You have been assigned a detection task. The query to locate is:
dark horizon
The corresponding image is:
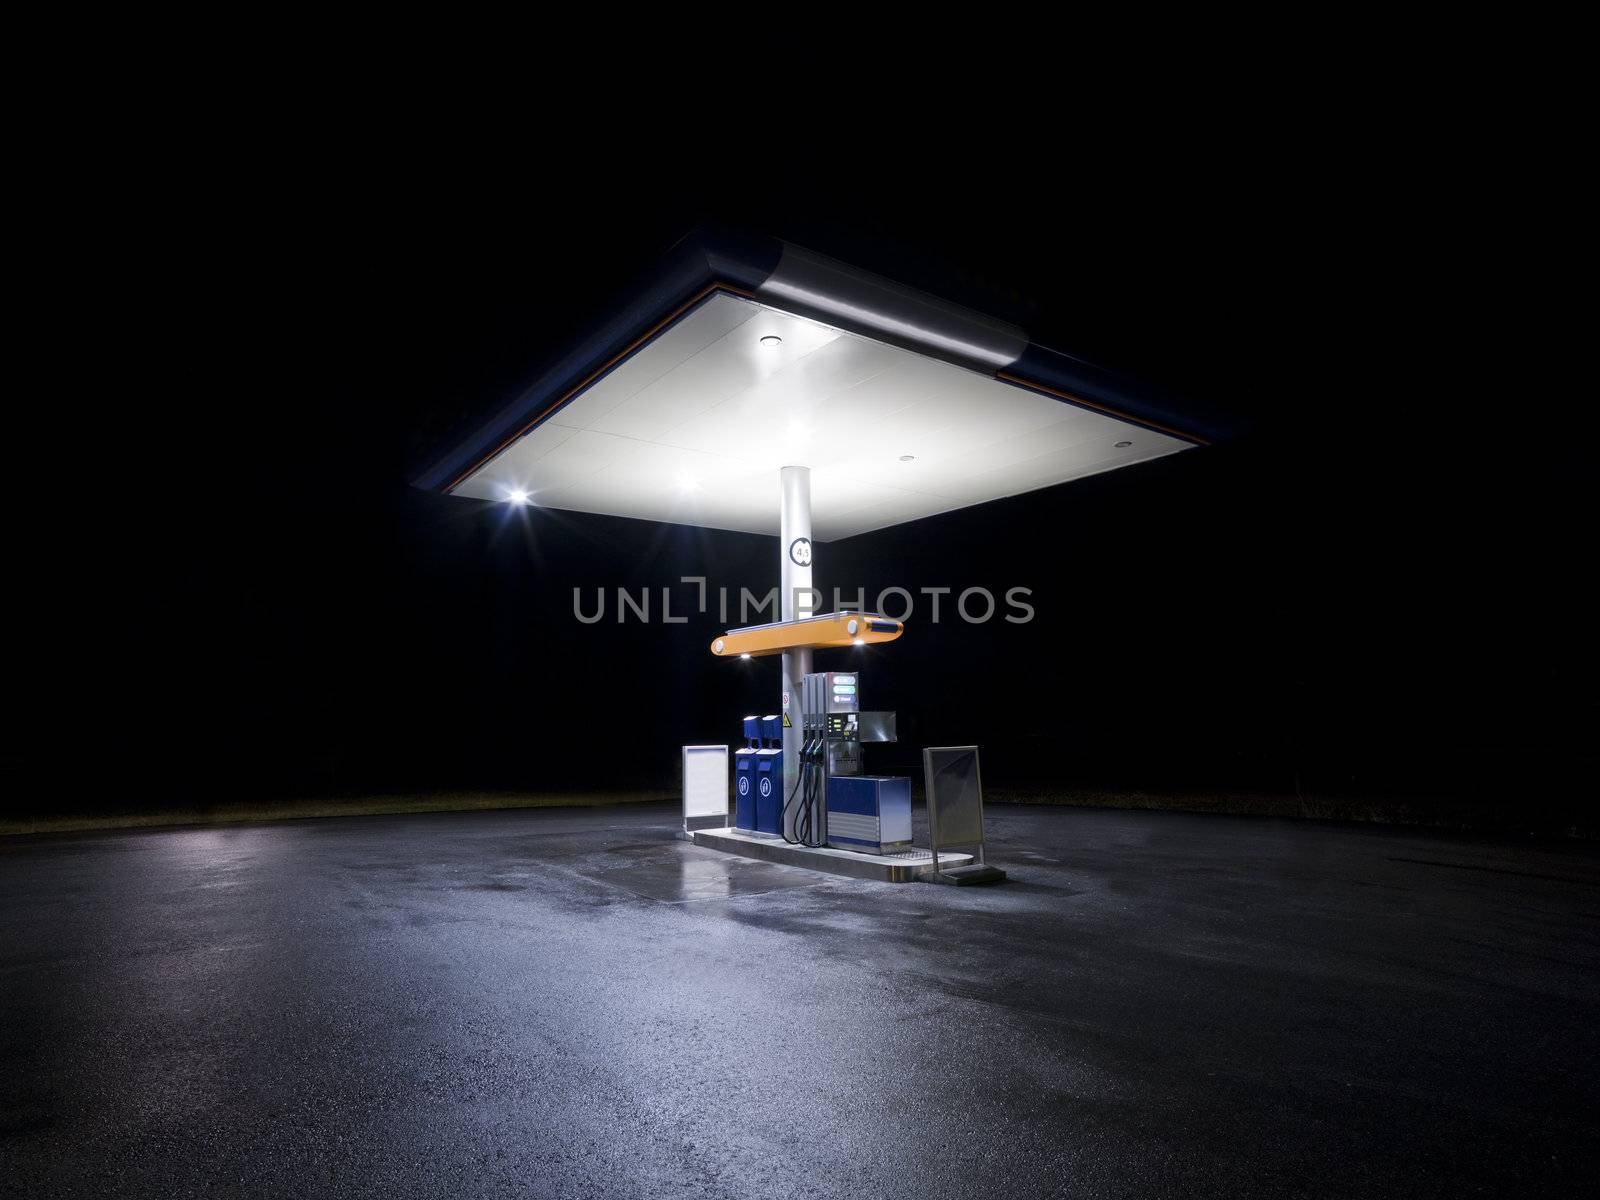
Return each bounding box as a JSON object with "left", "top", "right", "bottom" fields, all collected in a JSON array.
[{"left": 10, "top": 160, "right": 1591, "bottom": 833}]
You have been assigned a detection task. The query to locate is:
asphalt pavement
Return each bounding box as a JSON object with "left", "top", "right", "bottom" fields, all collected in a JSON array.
[{"left": 2, "top": 803, "right": 1596, "bottom": 1198}]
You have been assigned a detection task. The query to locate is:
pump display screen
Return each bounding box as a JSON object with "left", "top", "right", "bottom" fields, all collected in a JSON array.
[{"left": 826, "top": 673, "right": 859, "bottom": 713}]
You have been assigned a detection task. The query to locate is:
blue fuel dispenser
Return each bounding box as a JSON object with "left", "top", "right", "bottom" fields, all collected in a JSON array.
[
  {"left": 734, "top": 714, "right": 759, "bottom": 832},
  {"left": 754, "top": 746, "right": 783, "bottom": 835}
]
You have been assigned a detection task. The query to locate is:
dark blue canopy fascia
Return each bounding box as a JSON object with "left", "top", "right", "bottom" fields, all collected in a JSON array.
[{"left": 411, "top": 226, "right": 1240, "bottom": 494}]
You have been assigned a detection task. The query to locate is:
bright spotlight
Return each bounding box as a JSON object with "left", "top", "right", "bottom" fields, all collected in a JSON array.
[
  {"left": 677, "top": 475, "right": 701, "bottom": 493},
  {"left": 507, "top": 489, "right": 531, "bottom": 505},
  {"left": 853, "top": 638, "right": 865, "bottom": 646},
  {"left": 739, "top": 653, "right": 752, "bottom": 660}
]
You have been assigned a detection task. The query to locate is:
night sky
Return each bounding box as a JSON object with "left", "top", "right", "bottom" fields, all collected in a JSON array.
[{"left": 13, "top": 148, "right": 1590, "bottom": 831}]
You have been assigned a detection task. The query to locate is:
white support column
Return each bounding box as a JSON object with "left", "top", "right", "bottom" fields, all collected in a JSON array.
[{"left": 779, "top": 465, "right": 813, "bottom": 836}]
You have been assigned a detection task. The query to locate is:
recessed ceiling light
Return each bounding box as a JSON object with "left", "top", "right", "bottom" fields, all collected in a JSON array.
[
  {"left": 759, "top": 335, "right": 783, "bottom": 348},
  {"left": 899, "top": 454, "right": 915, "bottom": 462},
  {"left": 853, "top": 638, "right": 865, "bottom": 646},
  {"left": 739, "top": 653, "right": 752, "bottom": 660},
  {"left": 1115, "top": 441, "right": 1132, "bottom": 448},
  {"left": 507, "top": 489, "right": 531, "bottom": 505}
]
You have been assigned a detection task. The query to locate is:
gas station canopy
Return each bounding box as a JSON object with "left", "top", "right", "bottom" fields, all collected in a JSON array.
[
  {"left": 408, "top": 228, "right": 1238, "bottom": 871},
  {"left": 415, "top": 229, "right": 1232, "bottom": 539}
]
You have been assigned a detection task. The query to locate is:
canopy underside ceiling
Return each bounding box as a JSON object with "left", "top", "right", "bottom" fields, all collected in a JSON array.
[{"left": 450, "top": 293, "right": 1191, "bottom": 541}]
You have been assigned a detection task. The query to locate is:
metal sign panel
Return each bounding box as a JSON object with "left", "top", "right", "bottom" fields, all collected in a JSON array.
[
  {"left": 682, "top": 745, "right": 730, "bottom": 831},
  {"left": 924, "top": 745, "right": 985, "bottom": 849}
]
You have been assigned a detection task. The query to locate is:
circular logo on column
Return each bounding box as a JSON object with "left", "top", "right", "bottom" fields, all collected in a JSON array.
[
  {"left": 759, "top": 777, "right": 772, "bottom": 798},
  {"left": 738, "top": 777, "right": 750, "bottom": 796},
  {"left": 788, "top": 537, "right": 812, "bottom": 567}
]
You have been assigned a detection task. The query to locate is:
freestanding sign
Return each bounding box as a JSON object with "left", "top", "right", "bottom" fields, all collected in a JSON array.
[
  {"left": 923, "top": 745, "right": 1005, "bottom": 883},
  {"left": 682, "top": 745, "right": 730, "bottom": 835}
]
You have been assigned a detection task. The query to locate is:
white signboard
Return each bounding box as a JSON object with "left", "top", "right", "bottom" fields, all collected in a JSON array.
[{"left": 682, "top": 745, "right": 730, "bottom": 831}]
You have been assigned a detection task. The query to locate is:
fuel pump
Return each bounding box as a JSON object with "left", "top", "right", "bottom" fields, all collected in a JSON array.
[
  {"left": 734, "top": 716, "right": 760, "bottom": 832},
  {"left": 784, "top": 671, "right": 910, "bottom": 854}
]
